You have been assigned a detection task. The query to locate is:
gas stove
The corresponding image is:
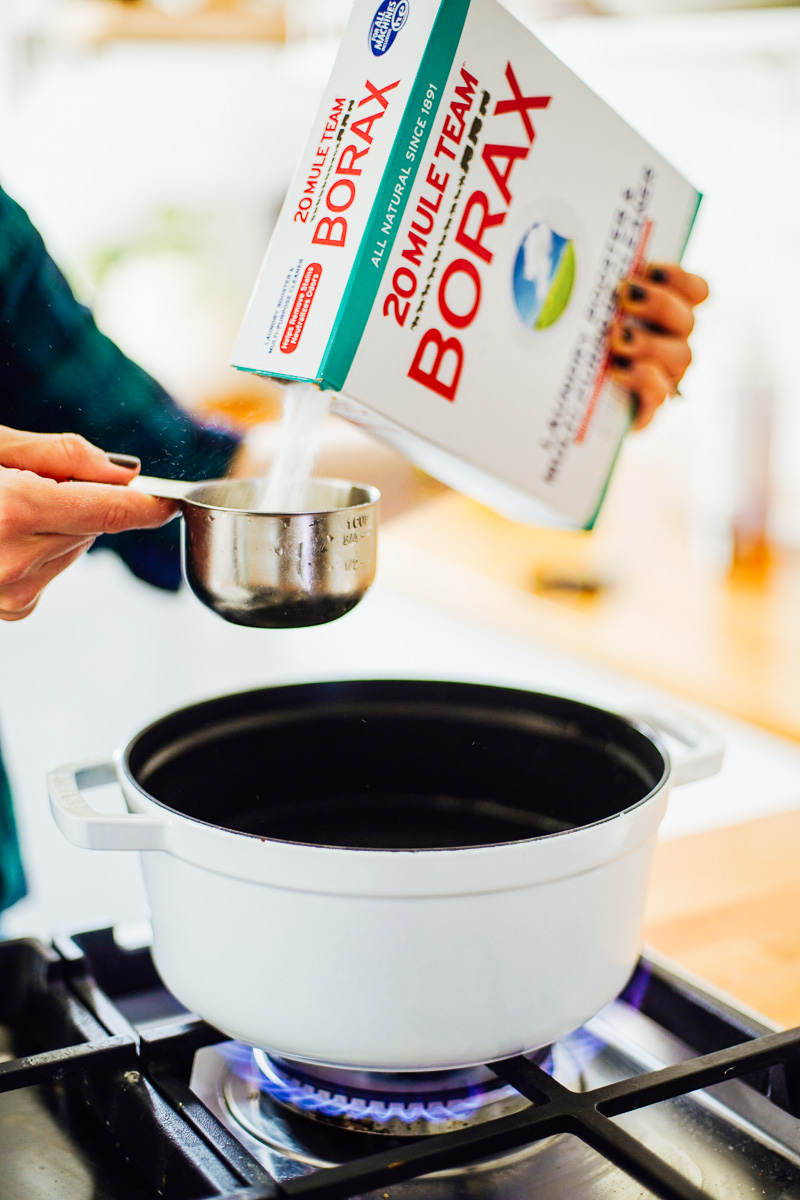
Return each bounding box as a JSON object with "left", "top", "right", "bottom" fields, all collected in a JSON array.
[{"left": 3, "top": 926, "right": 800, "bottom": 1200}]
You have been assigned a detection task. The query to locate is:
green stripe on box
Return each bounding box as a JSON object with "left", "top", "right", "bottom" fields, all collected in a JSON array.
[
  {"left": 320, "top": 0, "right": 471, "bottom": 391},
  {"left": 679, "top": 188, "right": 703, "bottom": 260}
]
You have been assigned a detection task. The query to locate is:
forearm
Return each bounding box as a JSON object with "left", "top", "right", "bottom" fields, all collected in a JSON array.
[
  {"left": 0, "top": 185, "right": 241, "bottom": 590},
  {"left": 0, "top": 185, "right": 240, "bottom": 480}
]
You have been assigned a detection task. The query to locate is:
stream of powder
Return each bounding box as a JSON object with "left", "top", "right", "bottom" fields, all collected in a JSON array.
[{"left": 256, "top": 383, "right": 332, "bottom": 513}]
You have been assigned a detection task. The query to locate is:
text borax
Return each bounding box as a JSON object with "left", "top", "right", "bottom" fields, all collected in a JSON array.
[
  {"left": 294, "top": 79, "right": 401, "bottom": 241},
  {"left": 392, "top": 63, "right": 551, "bottom": 403}
]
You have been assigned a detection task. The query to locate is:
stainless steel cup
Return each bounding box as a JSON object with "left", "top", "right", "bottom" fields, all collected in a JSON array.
[{"left": 129, "top": 476, "right": 380, "bottom": 629}]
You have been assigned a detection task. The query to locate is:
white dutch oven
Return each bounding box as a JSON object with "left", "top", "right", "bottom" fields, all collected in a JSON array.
[{"left": 48, "top": 680, "right": 722, "bottom": 1071}]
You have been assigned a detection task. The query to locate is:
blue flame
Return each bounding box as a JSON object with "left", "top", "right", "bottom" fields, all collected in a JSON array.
[
  {"left": 552, "top": 1025, "right": 607, "bottom": 1083},
  {"left": 252, "top": 1052, "right": 492, "bottom": 1125},
  {"left": 620, "top": 961, "right": 653, "bottom": 1013},
  {"left": 218, "top": 1040, "right": 266, "bottom": 1087},
  {"left": 218, "top": 1043, "right": 519, "bottom": 1126},
  {"left": 217, "top": 1036, "right": 601, "bottom": 1127}
]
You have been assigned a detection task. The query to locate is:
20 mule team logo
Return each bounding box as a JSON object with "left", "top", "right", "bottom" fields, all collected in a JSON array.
[
  {"left": 512, "top": 221, "right": 576, "bottom": 330},
  {"left": 369, "top": 0, "right": 409, "bottom": 56}
]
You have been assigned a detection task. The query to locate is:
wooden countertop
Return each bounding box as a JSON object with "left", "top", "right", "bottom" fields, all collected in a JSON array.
[
  {"left": 49, "top": 0, "right": 286, "bottom": 46},
  {"left": 644, "top": 809, "right": 800, "bottom": 1029},
  {"left": 379, "top": 474, "right": 800, "bottom": 743}
]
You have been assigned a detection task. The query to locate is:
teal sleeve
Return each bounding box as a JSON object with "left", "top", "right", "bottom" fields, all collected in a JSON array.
[
  {"left": 0, "top": 183, "right": 241, "bottom": 590},
  {"left": 0, "top": 746, "right": 25, "bottom": 914},
  {"left": 0, "top": 182, "right": 244, "bottom": 910}
]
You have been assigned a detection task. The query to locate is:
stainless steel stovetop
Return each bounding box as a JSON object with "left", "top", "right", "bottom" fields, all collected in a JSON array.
[
  {"left": 189, "top": 981, "right": 800, "bottom": 1198},
  {"left": 2, "top": 925, "right": 800, "bottom": 1200}
]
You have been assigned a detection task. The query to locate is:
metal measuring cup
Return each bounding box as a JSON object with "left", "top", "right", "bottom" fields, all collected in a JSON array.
[{"left": 128, "top": 475, "right": 380, "bottom": 629}]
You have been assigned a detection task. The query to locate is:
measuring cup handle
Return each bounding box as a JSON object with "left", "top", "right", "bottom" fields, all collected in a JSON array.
[{"left": 128, "top": 475, "right": 194, "bottom": 502}]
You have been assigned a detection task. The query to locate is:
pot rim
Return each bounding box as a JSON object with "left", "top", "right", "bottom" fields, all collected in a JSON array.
[
  {"left": 180, "top": 476, "right": 381, "bottom": 517},
  {"left": 119, "top": 678, "right": 671, "bottom": 853}
]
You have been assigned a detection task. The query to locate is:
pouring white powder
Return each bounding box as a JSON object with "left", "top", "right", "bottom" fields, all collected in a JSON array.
[{"left": 256, "top": 383, "right": 331, "bottom": 513}]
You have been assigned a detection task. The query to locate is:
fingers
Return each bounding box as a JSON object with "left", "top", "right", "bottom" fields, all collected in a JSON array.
[
  {"left": 0, "top": 466, "right": 178, "bottom": 621},
  {"left": 610, "top": 263, "right": 710, "bottom": 432},
  {"left": 0, "top": 531, "right": 96, "bottom": 589},
  {"left": 34, "top": 532, "right": 99, "bottom": 568},
  {"left": 643, "top": 263, "right": 710, "bottom": 307},
  {"left": 608, "top": 320, "right": 692, "bottom": 384},
  {"left": 609, "top": 357, "right": 673, "bottom": 431},
  {"left": 0, "top": 431, "right": 176, "bottom": 622},
  {"left": 0, "top": 425, "right": 141, "bottom": 485},
  {"left": 0, "top": 469, "right": 178, "bottom": 539},
  {"left": 0, "top": 541, "right": 94, "bottom": 622},
  {"left": 617, "top": 280, "right": 695, "bottom": 338},
  {"left": 39, "top": 479, "right": 178, "bottom": 536}
]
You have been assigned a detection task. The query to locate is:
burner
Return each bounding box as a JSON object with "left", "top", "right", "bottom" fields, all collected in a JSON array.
[
  {"left": 223, "top": 1049, "right": 536, "bottom": 1139},
  {"left": 265, "top": 1051, "right": 536, "bottom": 1134}
]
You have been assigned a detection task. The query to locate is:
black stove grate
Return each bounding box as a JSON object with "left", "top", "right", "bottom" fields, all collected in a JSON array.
[{"left": 2, "top": 928, "right": 800, "bottom": 1200}]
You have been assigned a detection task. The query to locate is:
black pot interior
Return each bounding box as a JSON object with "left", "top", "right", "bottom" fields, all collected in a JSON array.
[{"left": 127, "top": 681, "right": 667, "bottom": 850}]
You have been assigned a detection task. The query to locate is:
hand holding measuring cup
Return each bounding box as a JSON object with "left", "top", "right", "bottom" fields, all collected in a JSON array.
[
  {"left": 127, "top": 474, "right": 381, "bottom": 629},
  {"left": 0, "top": 426, "right": 176, "bottom": 621}
]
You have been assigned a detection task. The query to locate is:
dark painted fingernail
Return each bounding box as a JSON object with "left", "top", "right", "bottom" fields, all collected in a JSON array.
[
  {"left": 106, "top": 453, "right": 141, "bottom": 470},
  {"left": 612, "top": 355, "right": 632, "bottom": 371},
  {"left": 647, "top": 266, "right": 668, "bottom": 284},
  {"left": 627, "top": 284, "right": 647, "bottom": 303},
  {"left": 620, "top": 324, "right": 634, "bottom": 344},
  {"left": 630, "top": 391, "right": 642, "bottom": 421}
]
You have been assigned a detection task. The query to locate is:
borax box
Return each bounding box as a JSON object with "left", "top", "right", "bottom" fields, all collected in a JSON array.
[{"left": 232, "top": 0, "right": 700, "bottom": 528}]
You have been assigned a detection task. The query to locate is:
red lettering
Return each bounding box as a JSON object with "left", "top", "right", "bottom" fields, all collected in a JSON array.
[
  {"left": 402, "top": 228, "right": 428, "bottom": 268},
  {"left": 481, "top": 141, "right": 529, "bottom": 204},
  {"left": 448, "top": 105, "right": 466, "bottom": 142},
  {"left": 455, "top": 190, "right": 505, "bottom": 265},
  {"left": 280, "top": 263, "right": 322, "bottom": 354},
  {"left": 359, "top": 78, "right": 400, "bottom": 110},
  {"left": 450, "top": 67, "right": 478, "bottom": 128},
  {"left": 400, "top": 68, "right": 551, "bottom": 407},
  {"left": 442, "top": 112, "right": 462, "bottom": 145},
  {"left": 350, "top": 77, "right": 400, "bottom": 143},
  {"left": 409, "top": 329, "right": 463, "bottom": 402},
  {"left": 434, "top": 134, "right": 456, "bottom": 161},
  {"left": 393, "top": 267, "right": 416, "bottom": 299},
  {"left": 426, "top": 163, "right": 449, "bottom": 193},
  {"left": 312, "top": 216, "right": 347, "bottom": 247},
  {"left": 419, "top": 192, "right": 442, "bottom": 215},
  {"left": 384, "top": 292, "right": 409, "bottom": 327},
  {"left": 411, "top": 206, "right": 435, "bottom": 237},
  {"left": 337, "top": 143, "right": 369, "bottom": 176},
  {"left": 351, "top": 110, "right": 384, "bottom": 144},
  {"left": 322, "top": 98, "right": 345, "bottom": 141},
  {"left": 326, "top": 178, "right": 356, "bottom": 212},
  {"left": 438, "top": 258, "right": 481, "bottom": 330},
  {"left": 494, "top": 63, "right": 550, "bottom": 144}
]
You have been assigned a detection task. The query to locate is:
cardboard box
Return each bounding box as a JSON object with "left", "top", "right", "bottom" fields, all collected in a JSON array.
[{"left": 232, "top": 0, "right": 700, "bottom": 528}]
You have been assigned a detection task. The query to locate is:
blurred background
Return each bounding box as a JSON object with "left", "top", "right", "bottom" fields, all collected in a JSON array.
[
  {"left": 3, "top": 0, "right": 799, "bottom": 551},
  {"left": 4, "top": 0, "right": 800, "bottom": 955}
]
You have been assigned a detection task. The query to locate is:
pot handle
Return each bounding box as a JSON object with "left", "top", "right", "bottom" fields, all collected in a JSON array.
[
  {"left": 128, "top": 474, "right": 194, "bottom": 502},
  {"left": 627, "top": 709, "right": 724, "bottom": 787},
  {"left": 48, "top": 761, "right": 170, "bottom": 851}
]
